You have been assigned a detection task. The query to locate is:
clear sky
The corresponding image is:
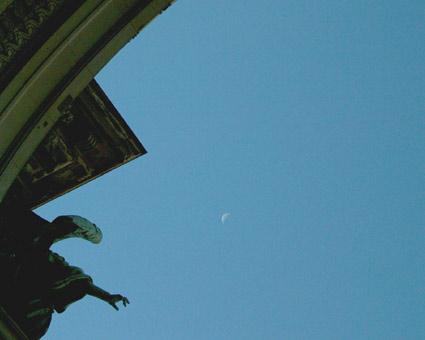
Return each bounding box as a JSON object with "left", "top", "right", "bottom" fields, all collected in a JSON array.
[{"left": 38, "top": 1, "right": 425, "bottom": 339}]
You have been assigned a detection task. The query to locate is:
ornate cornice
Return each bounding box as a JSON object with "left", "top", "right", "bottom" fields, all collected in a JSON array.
[
  {"left": 0, "top": 0, "right": 83, "bottom": 93},
  {"left": 0, "top": 0, "right": 64, "bottom": 71},
  {"left": 0, "top": 0, "right": 174, "bottom": 204},
  {"left": 5, "top": 79, "right": 146, "bottom": 209}
]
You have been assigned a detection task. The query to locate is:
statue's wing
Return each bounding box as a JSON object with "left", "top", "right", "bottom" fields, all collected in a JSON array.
[{"left": 51, "top": 215, "right": 102, "bottom": 245}]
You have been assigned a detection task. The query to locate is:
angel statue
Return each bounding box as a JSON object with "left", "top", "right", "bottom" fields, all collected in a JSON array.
[{"left": 0, "top": 203, "right": 129, "bottom": 339}]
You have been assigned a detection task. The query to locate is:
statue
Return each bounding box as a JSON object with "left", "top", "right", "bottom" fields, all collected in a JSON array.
[{"left": 0, "top": 203, "right": 129, "bottom": 339}]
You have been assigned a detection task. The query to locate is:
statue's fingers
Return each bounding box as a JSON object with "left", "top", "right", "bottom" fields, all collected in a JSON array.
[
  {"left": 111, "top": 302, "right": 119, "bottom": 311},
  {"left": 123, "top": 297, "right": 130, "bottom": 306}
]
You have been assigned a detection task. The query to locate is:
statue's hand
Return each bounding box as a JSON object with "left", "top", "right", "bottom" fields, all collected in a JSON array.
[
  {"left": 87, "top": 283, "right": 130, "bottom": 310},
  {"left": 107, "top": 294, "right": 130, "bottom": 311}
]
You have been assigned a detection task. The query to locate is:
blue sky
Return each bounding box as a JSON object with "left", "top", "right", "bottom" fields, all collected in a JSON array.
[{"left": 39, "top": 1, "right": 425, "bottom": 339}]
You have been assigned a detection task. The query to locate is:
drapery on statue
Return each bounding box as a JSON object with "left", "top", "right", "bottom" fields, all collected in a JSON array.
[{"left": 0, "top": 203, "right": 129, "bottom": 339}]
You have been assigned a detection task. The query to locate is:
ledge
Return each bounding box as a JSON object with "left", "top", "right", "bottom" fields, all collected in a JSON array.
[{"left": 5, "top": 79, "right": 146, "bottom": 209}]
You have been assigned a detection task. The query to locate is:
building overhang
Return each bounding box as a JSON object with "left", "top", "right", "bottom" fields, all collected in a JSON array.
[
  {"left": 4, "top": 79, "right": 146, "bottom": 209},
  {"left": 0, "top": 0, "right": 174, "bottom": 204}
]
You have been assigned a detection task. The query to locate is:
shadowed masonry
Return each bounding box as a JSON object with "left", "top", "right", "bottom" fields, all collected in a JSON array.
[
  {"left": 4, "top": 80, "right": 146, "bottom": 210},
  {"left": 0, "top": 0, "right": 176, "bottom": 338}
]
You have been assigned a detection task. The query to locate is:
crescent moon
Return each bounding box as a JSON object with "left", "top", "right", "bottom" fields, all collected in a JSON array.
[{"left": 221, "top": 213, "right": 231, "bottom": 224}]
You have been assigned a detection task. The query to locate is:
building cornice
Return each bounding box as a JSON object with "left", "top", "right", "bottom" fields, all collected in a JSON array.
[
  {"left": 0, "top": 0, "right": 85, "bottom": 94},
  {"left": 0, "top": 0, "right": 174, "bottom": 203}
]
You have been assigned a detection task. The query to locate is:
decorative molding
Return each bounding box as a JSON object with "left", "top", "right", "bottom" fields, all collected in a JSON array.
[
  {"left": 4, "top": 80, "right": 146, "bottom": 209},
  {"left": 0, "top": 0, "right": 174, "bottom": 203},
  {"left": 0, "top": 0, "right": 85, "bottom": 94},
  {"left": 0, "top": 0, "right": 64, "bottom": 73}
]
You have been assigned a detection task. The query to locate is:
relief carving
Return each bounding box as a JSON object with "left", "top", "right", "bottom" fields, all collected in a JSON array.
[{"left": 0, "top": 0, "right": 65, "bottom": 73}]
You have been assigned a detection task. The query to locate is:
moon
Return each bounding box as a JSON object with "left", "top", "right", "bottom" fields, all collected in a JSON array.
[{"left": 221, "top": 213, "right": 231, "bottom": 224}]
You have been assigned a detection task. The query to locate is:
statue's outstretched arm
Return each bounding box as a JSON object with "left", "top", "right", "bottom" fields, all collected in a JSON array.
[{"left": 86, "top": 282, "right": 130, "bottom": 310}]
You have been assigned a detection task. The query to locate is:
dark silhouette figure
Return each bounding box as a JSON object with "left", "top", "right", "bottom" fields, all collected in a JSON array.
[{"left": 0, "top": 203, "right": 129, "bottom": 339}]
